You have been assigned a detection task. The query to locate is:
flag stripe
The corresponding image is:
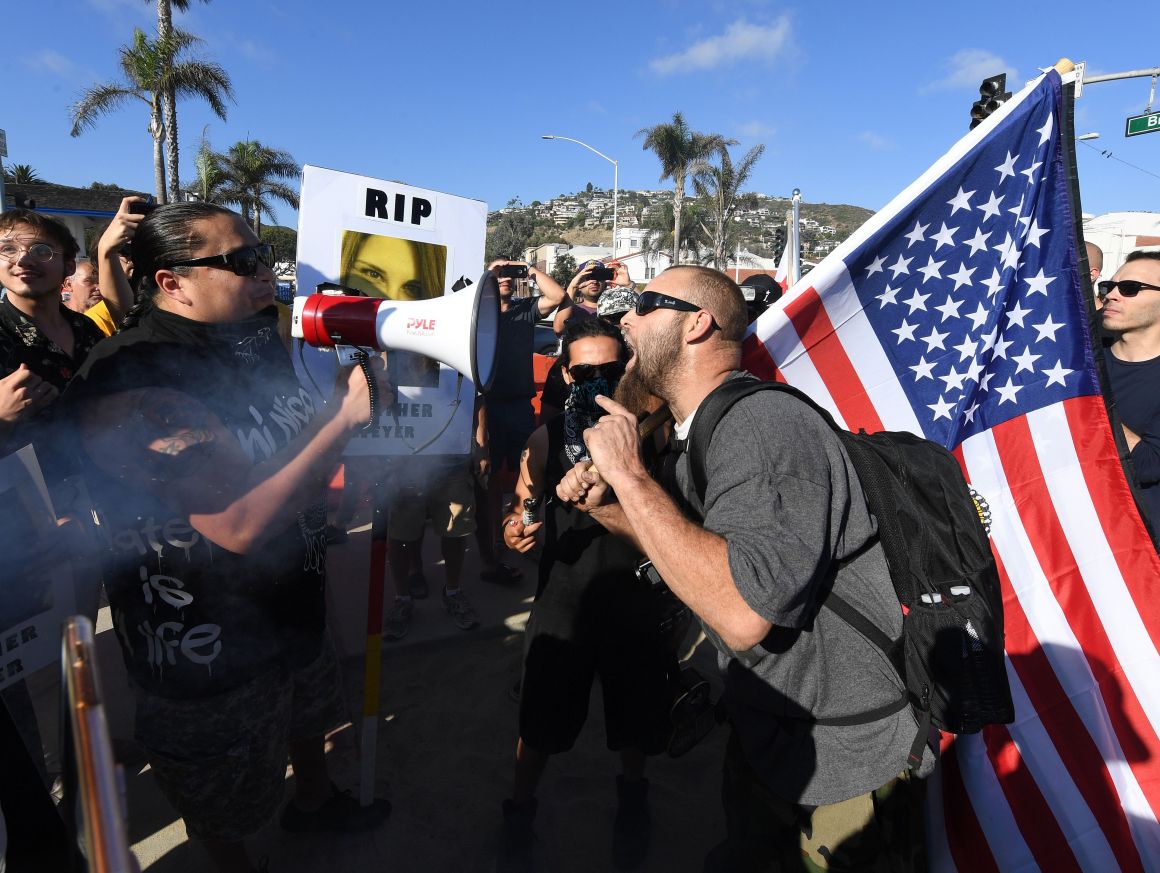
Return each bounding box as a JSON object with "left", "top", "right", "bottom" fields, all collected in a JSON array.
[
  {"left": 993, "top": 412, "right": 1160, "bottom": 846},
  {"left": 822, "top": 267, "right": 926, "bottom": 434},
  {"left": 1063, "top": 398, "right": 1160, "bottom": 626},
  {"left": 740, "top": 334, "right": 782, "bottom": 381},
  {"left": 1028, "top": 403, "right": 1160, "bottom": 820},
  {"left": 954, "top": 731, "right": 1038, "bottom": 870},
  {"left": 961, "top": 423, "right": 1148, "bottom": 871},
  {"left": 938, "top": 731, "right": 1001, "bottom": 873},
  {"left": 1003, "top": 649, "right": 1122, "bottom": 872},
  {"left": 983, "top": 723, "right": 1084, "bottom": 873},
  {"left": 784, "top": 287, "right": 884, "bottom": 433},
  {"left": 750, "top": 301, "right": 847, "bottom": 428}
]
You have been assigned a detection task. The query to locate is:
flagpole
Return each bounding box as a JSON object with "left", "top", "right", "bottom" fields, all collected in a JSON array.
[{"left": 791, "top": 189, "right": 802, "bottom": 285}]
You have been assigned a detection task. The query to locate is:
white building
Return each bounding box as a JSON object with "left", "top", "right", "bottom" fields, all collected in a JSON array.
[
  {"left": 1082, "top": 211, "right": 1160, "bottom": 281},
  {"left": 616, "top": 249, "right": 672, "bottom": 283},
  {"left": 613, "top": 226, "right": 651, "bottom": 257}
]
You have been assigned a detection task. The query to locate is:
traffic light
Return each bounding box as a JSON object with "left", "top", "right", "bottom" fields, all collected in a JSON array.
[
  {"left": 772, "top": 225, "right": 786, "bottom": 257},
  {"left": 970, "top": 74, "right": 1012, "bottom": 129}
]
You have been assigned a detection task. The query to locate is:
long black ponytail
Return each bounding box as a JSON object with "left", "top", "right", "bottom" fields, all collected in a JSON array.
[{"left": 120, "top": 202, "right": 237, "bottom": 330}]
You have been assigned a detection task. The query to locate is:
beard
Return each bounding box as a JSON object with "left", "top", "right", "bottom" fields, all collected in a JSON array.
[
  {"left": 613, "top": 366, "right": 656, "bottom": 417},
  {"left": 625, "top": 318, "right": 684, "bottom": 404}
]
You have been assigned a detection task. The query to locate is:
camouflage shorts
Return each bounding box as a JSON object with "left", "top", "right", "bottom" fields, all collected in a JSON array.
[
  {"left": 132, "top": 635, "right": 347, "bottom": 843},
  {"left": 704, "top": 730, "right": 927, "bottom": 872}
]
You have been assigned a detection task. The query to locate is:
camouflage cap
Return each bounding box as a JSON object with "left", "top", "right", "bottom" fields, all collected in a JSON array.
[{"left": 597, "top": 286, "right": 639, "bottom": 318}]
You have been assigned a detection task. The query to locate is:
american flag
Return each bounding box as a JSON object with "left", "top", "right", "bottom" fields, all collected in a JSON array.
[{"left": 742, "top": 68, "right": 1160, "bottom": 870}]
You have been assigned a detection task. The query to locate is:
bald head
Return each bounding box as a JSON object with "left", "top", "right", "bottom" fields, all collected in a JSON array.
[
  {"left": 662, "top": 266, "right": 748, "bottom": 343},
  {"left": 1086, "top": 241, "right": 1103, "bottom": 278},
  {"left": 63, "top": 261, "right": 101, "bottom": 313}
]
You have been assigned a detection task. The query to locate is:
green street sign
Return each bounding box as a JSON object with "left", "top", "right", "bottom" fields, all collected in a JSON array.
[{"left": 1125, "top": 111, "right": 1160, "bottom": 137}]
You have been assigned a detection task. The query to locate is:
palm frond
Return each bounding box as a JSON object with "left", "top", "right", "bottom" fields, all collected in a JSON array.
[
  {"left": 169, "top": 60, "right": 234, "bottom": 119},
  {"left": 262, "top": 181, "right": 300, "bottom": 209},
  {"left": 70, "top": 84, "right": 143, "bottom": 135},
  {"left": 167, "top": 0, "right": 212, "bottom": 11}
]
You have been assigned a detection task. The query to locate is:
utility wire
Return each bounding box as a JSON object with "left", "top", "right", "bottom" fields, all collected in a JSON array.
[{"left": 1077, "top": 137, "right": 1160, "bottom": 183}]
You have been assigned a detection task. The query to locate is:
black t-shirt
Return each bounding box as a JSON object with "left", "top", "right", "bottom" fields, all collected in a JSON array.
[
  {"left": 539, "top": 415, "right": 642, "bottom": 597},
  {"left": 1104, "top": 347, "right": 1160, "bottom": 531},
  {"left": 488, "top": 296, "right": 540, "bottom": 401},
  {"left": 65, "top": 306, "right": 328, "bottom": 699},
  {"left": 0, "top": 296, "right": 104, "bottom": 467}
]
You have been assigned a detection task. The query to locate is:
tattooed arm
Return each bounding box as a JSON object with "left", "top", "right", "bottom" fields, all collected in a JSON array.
[
  {"left": 80, "top": 362, "right": 388, "bottom": 554},
  {"left": 502, "top": 424, "right": 548, "bottom": 553}
]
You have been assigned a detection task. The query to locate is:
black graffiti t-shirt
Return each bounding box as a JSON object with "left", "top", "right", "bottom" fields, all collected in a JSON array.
[{"left": 67, "top": 306, "right": 328, "bottom": 699}]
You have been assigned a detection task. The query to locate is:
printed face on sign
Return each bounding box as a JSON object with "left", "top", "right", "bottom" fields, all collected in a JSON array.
[
  {"left": 339, "top": 231, "right": 447, "bottom": 387},
  {"left": 340, "top": 231, "right": 446, "bottom": 302}
]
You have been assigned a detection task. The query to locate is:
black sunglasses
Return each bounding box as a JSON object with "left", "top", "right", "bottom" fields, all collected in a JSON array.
[
  {"left": 168, "top": 243, "right": 275, "bottom": 277},
  {"left": 1097, "top": 279, "right": 1160, "bottom": 299},
  {"left": 567, "top": 360, "right": 626, "bottom": 383},
  {"left": 635, "top": 290, "right": 701, "bottom": 316}
]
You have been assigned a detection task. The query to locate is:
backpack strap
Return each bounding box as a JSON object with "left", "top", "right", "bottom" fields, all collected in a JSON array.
[{"left": 687, "top": 377, "right": 843, "bottom": 507}]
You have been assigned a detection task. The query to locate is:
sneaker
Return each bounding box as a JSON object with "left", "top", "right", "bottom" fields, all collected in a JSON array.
[
  {"left": 497, "top": 798, "right": 537, "bottom": 873},
  {"left": 611, "top": 776, "right": 651, "bottom": 869},
  {"left": 279, "top": 783, "right": 391, "bottom": 834},
  {"left": 383, "top": 598, "right": 413, "bottom": 641},
  {"left": 408, "top": 570, "right": 429, "bottom": 600},
  {"left": 480, "top": 562, "right": 523, "bottom": 585},
  {"left": 442, "top": 588, "right": 480, "bottom": 630}
]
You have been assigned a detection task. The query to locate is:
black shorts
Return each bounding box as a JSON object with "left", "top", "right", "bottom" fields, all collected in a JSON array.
[
  {"left": 518, "top": 571, "right": 674, "bottom": 756},
  {"left": 487, "top": 398, "right": 536, "bottom": 471},
  {"left": 133, "top": 635, "right": 346, "bottom": 842}
]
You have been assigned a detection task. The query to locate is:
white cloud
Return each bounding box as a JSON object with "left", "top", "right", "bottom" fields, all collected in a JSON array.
[
  {"left": 858, "top": 131, "right": 893, "bottom": 151},
  {"left": 737, "top": 120, "right": 775, "bottom": 138},
  {"left": 84, "top": 0, "right": 151, "bottom": 25},
  {"left": 33, "top": 49, "right": 76, "bottom": 76},
  {"left": 921, "top": 49, "right": 1017, "bottom": 94},
  {"left": 27, "top": 49, "right": 101, "bottom": 85},
  {"left": 649, "top": 16, "right": 792, "bottom": 76},
  {"left": 234, "top": 38, "right": 277, "bottom": 65}
]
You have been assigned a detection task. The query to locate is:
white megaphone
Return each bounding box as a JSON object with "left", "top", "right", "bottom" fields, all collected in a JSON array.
[{"left": 291, "top": 271, "right": 499, "bottom": 391}]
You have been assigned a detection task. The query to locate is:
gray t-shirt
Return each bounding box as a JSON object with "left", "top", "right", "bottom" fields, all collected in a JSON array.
[{"left": 677, "top": 386, "right": 931, "bottom": 805}]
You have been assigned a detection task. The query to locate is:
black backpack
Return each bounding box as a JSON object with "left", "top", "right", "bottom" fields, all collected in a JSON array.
[{"left": 686, "top": 377, "right": 1014, "bottom": 766}]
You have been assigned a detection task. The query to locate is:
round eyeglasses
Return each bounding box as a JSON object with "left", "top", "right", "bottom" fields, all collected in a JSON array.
[{"left": 0, "top": 241, "right": 62, "bottom": 264}]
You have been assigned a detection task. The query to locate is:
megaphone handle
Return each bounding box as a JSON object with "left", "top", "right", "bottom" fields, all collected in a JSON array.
[
  {"left": 582, "top": 406, "right": 673, "bottom": 479},
  {"left": 353, "top": 352, "right": 379, "bottom": 431}
]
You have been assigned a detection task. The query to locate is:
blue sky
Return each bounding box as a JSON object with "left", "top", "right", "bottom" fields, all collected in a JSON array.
[{"left": 5, "top": 0, "right": 1158, "bottom": 226}]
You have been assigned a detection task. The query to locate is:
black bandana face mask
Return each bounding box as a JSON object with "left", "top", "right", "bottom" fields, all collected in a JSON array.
[
  {"left": 563, "top": 371, "right": 623, "bottom": 466},
  {"left": 567, "top": 375, "right": 619, "bottom": 418}
]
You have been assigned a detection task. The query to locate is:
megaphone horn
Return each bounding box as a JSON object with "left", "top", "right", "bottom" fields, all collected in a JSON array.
[{"left": 292, "top": 271, "right": 500, "bottom": 391}]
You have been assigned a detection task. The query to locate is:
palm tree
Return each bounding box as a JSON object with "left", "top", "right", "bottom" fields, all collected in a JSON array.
[
  {"left": 636, "top": 113, "right": 735, "bottom": 265},
  {"left": 692, "top": 143, "right": 766, "bottom": 269},
  {"left": 2, "top": 164, "right": 43, "bottom": 184},
  {"left": 641, "top": 200, "right": 709, "bottom": 265},
  {"left": 214, "top": 140, "right": 300, "bottom": 234},
  {"left": 186, "top": 125, "right": 226, "bottom": 203},
  {"left": 70, "top": 28, "right": 232, "bottom": 202},
  {"left": 151, "top": 0, "right": 213, "bottom": 202}
]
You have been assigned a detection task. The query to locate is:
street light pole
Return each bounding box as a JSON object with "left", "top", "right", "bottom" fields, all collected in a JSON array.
[{"left": 542, "top": 135, "right": 618, "bottom": 257}]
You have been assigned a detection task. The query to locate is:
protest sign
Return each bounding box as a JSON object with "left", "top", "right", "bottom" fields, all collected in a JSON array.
[
  {"left": 295, "top": 166, "right": 487, "bottom": 455},
  {"left": 0, "top": 446, "right": 77, "bottom": 691}
]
